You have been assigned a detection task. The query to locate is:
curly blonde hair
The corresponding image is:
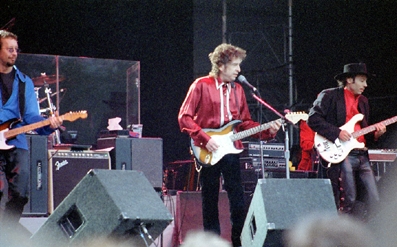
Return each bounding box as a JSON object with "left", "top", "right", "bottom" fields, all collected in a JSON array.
[{"left": 208, "top": 43, "right": 246, "bottom": 77}]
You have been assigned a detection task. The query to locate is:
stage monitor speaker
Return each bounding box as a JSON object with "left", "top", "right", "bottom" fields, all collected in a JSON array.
[
  {"left": 48, "top": 149, "right": 111, "bottom": 213},
  {"left": 31, "top": 169, "right": 173, "bottom": 247},
  {"left": 97, "top": 137, "right": 163, "bottom": 188},
  {"left": 241, "top": 179, "right": 337, "bottom": 247},
  {"left": 23, "top": 135, "right": 49, "bottom": 216}
]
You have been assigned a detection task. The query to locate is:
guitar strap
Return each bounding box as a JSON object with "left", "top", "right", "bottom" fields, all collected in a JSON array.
[{"left": 18, "top": 77, "right": 25, "bottom": 118}]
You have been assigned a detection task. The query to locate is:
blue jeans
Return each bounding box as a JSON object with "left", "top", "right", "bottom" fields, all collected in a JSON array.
[{"left": 339, "top": 150, "right": 379, "bottom": 214}]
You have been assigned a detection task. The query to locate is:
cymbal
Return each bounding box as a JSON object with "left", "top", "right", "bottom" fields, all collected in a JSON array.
[{"left": 32, "top": 74, "right": 65, "bottom": 86}]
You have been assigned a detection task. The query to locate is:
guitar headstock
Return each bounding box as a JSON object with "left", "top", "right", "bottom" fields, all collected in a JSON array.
[
  {"left": 63, "top": 111, "right": 88, "bottom": 122},
  {"left": 285, "top": 111, "right": 308, "bottom": 124}
]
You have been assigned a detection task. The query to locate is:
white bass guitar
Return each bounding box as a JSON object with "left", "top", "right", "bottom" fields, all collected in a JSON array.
[{"left": 315, "top": 113, "right": 397, "bottom": 164}]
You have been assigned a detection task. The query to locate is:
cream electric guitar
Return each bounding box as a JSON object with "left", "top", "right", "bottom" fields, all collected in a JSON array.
[
  {"left": 315, "top": 113, "right": 397, "bottom": 164},
  {"left": 0, "top": 111, "right": 88, "bottom": 150},
  {"left": 190, "top": 112, "right": 308, "bottom": 166}
]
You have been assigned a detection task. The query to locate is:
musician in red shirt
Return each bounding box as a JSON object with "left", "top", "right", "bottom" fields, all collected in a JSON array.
[
  {"left": 297, "top": 120, "right": 316, "bottom": 171},
  {"left": 178, "top": 43, "right": 281, "bottom": 247},
  {"left": 307, "top": 63, "right": 386, "bottom": 218}
]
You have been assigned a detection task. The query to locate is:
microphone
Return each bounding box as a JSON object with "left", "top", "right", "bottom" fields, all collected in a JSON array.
[{"left": 237, "top": 75, "right": 257, "bottom": 92}]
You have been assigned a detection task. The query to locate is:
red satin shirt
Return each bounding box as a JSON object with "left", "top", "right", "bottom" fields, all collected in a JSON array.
[
  {"left": 344, "top": 88, "right": 365, "bottom": 143},
  {"left": 178, "top": 75, "right": 276, "bottom": 149}
]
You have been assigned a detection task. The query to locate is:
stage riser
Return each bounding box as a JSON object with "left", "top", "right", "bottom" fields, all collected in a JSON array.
[{"left": 175, "top": 191, "right": 253, "bottom": 245}]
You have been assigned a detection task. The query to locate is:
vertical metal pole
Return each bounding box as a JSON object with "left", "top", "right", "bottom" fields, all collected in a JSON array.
[
  {"left": 285, "top": 0, "right": 294, "bottom": 178},
  {"left": 54, "top": 55, "right": 61, "bottom": 144},
  {"left": 222, "top": 0, "right": 227, "bottom": 43},
  {"left": 288, "top": 0, "right": 294, "bottom": 146},
  {"left": 56, "top": 55, "right": 60, "bottom": 113}
]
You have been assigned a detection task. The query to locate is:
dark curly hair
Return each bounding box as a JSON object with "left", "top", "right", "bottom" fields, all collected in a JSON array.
[{"left": 208, "top": 43, "right": 246, "bottom": 77}]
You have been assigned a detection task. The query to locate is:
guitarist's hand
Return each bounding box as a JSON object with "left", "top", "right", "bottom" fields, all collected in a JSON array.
[
  {"left": 269, "top": 119, "right": 282, "bottom": 135},
  {"left": 374, "top": 122, "right": 387, "bottom": 140},
  {"left": 206, "top": 138, "right": 219, "bottom": 153},
  {"left": 48, "top": 112, "right": 64, "bottom": 129},
  {"left": 339, "top": 130, "right": 352, "bottom": 142}
]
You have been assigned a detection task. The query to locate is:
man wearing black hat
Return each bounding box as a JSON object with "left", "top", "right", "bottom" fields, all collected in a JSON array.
[{"left": 307, "top": 63, "right": 386, "bottom": 218}]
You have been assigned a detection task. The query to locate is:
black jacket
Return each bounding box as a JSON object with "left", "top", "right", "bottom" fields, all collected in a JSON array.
[{"left": 307, "top": 87, "right": 374, "bottom": 145}]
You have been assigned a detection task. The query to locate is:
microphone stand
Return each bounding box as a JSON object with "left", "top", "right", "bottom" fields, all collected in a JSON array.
[{"left": 249, "top": 91, "right": 291, "bottom": 179}]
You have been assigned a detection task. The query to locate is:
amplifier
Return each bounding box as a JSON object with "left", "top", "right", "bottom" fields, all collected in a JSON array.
[
  {"left": 264, "top": 170, "right": 318, "bottom": 179},
  {"left": 240, "top": 157, "right": 286, "bottom": 170},
  {"left": 48, "top": 150, "right": 111, "bottom": 213},
  {"left": 242, "top": 141, "right": 285, "bottom": 158},
  {"left": 369, "top": 149, "right": 397, "bottom": 162},
  {"left": 23, "top": 135, "right": 49, "bottom": 216},
  {"left": 96, "top": 137, "right": 163, "bottom": 188}
]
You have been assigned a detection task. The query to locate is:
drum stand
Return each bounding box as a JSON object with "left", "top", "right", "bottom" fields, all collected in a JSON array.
[{"left": 43, "top": 82, "right": 61, "bottom": 145}]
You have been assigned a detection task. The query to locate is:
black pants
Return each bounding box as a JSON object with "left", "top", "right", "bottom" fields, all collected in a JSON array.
[
  {"left": 200, "top": 154, "right": 245, "bottom": 247},
  {"left": 0, "top": 148, "right": 29, "bottom": 226}
]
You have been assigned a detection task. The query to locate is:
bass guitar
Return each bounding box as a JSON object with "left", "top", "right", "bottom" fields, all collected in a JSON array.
[
  {"left": 190, "top": 112, "right": 308, "bottom": 166},
  {"left": 315, "top": 113, "right": 397, "bottom": 164},
  {"left": 0, "top": 111, "right": 88, "bottom": 150}
]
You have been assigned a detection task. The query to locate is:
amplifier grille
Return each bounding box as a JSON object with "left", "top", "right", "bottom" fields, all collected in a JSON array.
[{"left": 48, "top": 150, "right": 111, "bottom": 213}]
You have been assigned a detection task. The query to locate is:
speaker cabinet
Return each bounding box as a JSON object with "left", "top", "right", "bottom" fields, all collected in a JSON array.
[
  {"left": 97, "top": 137, "right": 163, "bottom": 188},
  {"left": 31, "top": 169, "right": 173, "bottom": 247},
  {"left": 48, "top": 149, "right": 111, "bottom": 213},
  {"left": 23, "top": 135, "right": 49, "bottom": 216},
  {"left": 241, "top": 179, "right": 337, "bottom": 247}
]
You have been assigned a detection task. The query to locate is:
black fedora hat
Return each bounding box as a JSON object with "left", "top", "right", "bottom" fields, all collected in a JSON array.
[{"left": 334, "top": 63, "right": 373, "bottom": 80}]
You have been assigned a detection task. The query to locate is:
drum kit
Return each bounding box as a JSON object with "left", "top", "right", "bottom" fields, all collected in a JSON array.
[
  {"left": 32, "top": 73, "right": 67, "bottom": 145},
  {"left": 32, "top": 73, "right": 66, "bottom": 116}
]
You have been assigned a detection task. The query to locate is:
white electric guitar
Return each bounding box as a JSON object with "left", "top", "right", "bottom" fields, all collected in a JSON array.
[
  {"left": 315, "top": 113, "right": 397, "bottom": 164},
  {"left": 190, "top": 112, "right": 308, "bottom": 166}
]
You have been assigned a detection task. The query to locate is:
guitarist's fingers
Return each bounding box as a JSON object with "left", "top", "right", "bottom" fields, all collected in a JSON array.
[
  {"left": 48, "top": 115, "right": 63, "bottom": 129},
  {"left": 206, "top": 138, "right": 219, "bottom": 152},
  {"left": 339, "top": 130, "right": 351, "bottom": 142},
  {"left": 375, "top": 123, "right": 386, "bottom": 132},
  {"left": 269, "top": 120, "right": 282, "bottom": 134}
]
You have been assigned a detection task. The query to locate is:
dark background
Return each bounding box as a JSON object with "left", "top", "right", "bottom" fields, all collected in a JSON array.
[{"left": 1, "top": 0, "right": 397, "bottom": 165}]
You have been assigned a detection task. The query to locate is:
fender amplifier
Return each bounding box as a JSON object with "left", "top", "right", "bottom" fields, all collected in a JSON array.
[{"left": 48, "top": 150, "right": 111, "bottom": 213}]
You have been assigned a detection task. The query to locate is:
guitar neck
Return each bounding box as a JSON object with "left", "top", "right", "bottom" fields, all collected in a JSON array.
[
  {"left": 4, "top": 119, "right": 52, "bottom": 139},
  {"left": 231, "top": 119, "right": 278, "bottom": 142},
  {"left": 352, "top": 115, "right": 397, "bottom": 139}
]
